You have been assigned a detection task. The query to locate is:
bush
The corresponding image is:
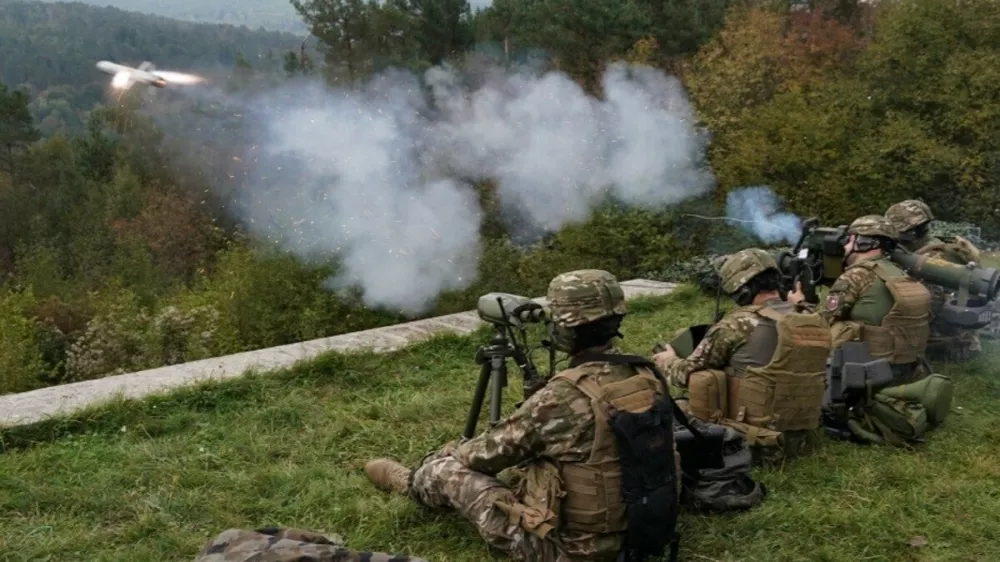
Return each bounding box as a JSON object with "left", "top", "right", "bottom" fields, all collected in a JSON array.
[
  {"left": 0, "top": 288, "right": 52, "bottom": 394},
  {"left": 62, "top": 289, "right": 222, "bottom": 383}
]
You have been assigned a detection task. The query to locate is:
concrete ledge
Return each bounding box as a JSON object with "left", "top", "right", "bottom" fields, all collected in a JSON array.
[{"left": 0, "top": 280, "right": 679, "bottom": 428}]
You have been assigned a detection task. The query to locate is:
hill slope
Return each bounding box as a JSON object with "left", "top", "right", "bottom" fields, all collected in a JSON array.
[
  {"left": 0, "top": 0, "right": 304, "bottom": 132},
  {"left": 36, "top": 0, "right": 309, "bottom": 33},
  {"left": 2, "top": 289, "right": 1000, "bottom": 560},
  {"left": 34, "top": 0, "right": 494, "bottom": 31}
]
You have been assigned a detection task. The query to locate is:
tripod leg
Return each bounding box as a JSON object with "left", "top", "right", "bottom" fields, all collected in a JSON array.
[
  {"left": 489, "top": 356, "right": 507, "bottom": 427},
  {"left": 464, "top": 361, "right": 492, "bottom": 440}
]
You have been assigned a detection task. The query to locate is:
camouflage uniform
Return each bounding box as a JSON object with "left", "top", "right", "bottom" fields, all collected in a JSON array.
[
  {"left": 409, "top": 353, "right": 634, "bottom": 561},
  {"left": 886, "top": 199, "right": 982, "bottom": 360},
  {"left": 818, "top": 215, "right": 930, "bottom": 382},
  {"left": 819, "top": 256, "right": 889, "bottom": 324},
  {"left": 659, "top": 249, "right": 824, "bottom": 465},
  {"left": 661, "top": 307, "right": 762, "bottom": 388},
  {"left": 368, "top": 270, "right": 670, "bottom": 562},
  {"left": 660, "top": 249, "right": 809, "bottom": 388},
  {"left": 193, "top": 527, "right": 427, "bottom": 562}
]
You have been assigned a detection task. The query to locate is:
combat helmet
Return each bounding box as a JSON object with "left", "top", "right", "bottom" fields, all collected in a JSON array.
[
  {"left": 718, "top": 248, "right": 780, "bottom": 294},
  {"left": 848, "top": 215, "right": 899, "bottom": 241},
  {"left": 547, "top": 269, "right": 627, "bottom": 328},
  {"left": 885, "top": 200, "right": 933, "bottom": 233}
]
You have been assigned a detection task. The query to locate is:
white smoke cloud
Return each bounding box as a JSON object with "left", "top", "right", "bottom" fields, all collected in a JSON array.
[
  {"left": 426, "top": 63, "right": 714, "bottom": 230},
  {"left": 167, "top": 61, "right": 716, "bottom": 313},
  {"left": 725, "top": 186, "right": 802, "bottom": 244}
]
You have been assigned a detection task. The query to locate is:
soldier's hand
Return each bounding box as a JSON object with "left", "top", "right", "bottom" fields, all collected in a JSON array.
[
  {"left": 653, "top": 347, "right": 676, "bottom": 368},
  {"left": 787, "top": 281, "right": 806, "bottom": 304}
]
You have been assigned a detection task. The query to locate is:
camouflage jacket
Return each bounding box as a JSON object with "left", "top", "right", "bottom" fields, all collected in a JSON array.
[
  {"left": 816, "top": 255, "right": 889, "bottom": 325},
  {"left": 453, "top": 347, "right": 650, "bottom": 474},
  {"left": 659, "top": 297, "right": 796, "bottom": 387},
  {"left": 193, "top": 528, "right": 427, "bottom": 562},
  {"left": 451, "top": 347, "right": 645, "bottom": 556}
]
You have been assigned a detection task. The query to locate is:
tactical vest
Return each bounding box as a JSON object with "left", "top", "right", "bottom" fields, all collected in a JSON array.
[
  {"left": 685, "top": 302, "right": 831, "bottom": 433},
  {"left": 551, "top": 364, "right": 663, "bottom": 534},
  {"left": 849, "top": 259, "right": 930, "bottom": 365}
]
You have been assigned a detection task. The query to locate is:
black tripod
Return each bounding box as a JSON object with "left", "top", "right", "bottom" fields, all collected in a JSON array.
[{"left": 462, "top": 325, "right": 547, "bottom": 440}]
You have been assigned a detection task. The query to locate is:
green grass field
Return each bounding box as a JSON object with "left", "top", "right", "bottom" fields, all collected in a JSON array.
[{"left": 2, "top": 285, "right": 1000, "bottom": 561}]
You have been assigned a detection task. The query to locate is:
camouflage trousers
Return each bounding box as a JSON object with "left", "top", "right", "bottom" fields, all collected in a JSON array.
[
  {"left": 408, "top": 452, "right": 621, "bottom": 562},
  {"left": 193, "top": 527, "right": 428, "bottom": 562}
]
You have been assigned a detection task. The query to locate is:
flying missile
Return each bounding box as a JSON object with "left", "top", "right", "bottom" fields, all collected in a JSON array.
[{"left": 95, "top": 60, "right": 203, "bottom": 90}]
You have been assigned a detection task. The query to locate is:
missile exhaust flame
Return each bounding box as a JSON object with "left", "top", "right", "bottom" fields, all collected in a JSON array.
[
  {"left": 111, "top": 71, "right": 130, "bottom": 89},
  {"left": 151, "top": 70, "right": 204, "bottom": 85}
]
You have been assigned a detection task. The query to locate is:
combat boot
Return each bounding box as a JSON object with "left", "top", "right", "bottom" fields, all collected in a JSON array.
[{"left": 365, "top": 458, "right": 411, "bottom": 495}]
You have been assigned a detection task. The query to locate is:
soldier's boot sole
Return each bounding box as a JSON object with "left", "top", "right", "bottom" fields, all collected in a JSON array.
[{"left": 365, "top": 458, "right": 412, "bottom": 495}]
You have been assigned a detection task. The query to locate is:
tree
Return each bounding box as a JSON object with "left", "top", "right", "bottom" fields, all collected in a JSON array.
[
  {"left": 392, "top": 0, "right": 474, "bottom": 65},
  {"left": 291, "top": 0, "right": 378, "bottom": 82},
  {"left": 855, "top": 0, "right": 1000, "bottom": 231},
  {"left": 0, "top": 82, "right": 40, "bottom": 184},
  {"left": 682, "top": 5, "right": 871, "bottom": 223}
]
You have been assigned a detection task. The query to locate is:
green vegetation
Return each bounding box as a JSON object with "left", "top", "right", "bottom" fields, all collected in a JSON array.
[
  {"left": 0, "top": 0, "right": 304, "bottom": 134},
  {"left": 1, "top": 0, "right": 998, "bottom": 399},
  {"left": 2, "top": 288, "right": 999, "bottom": 560},
  {"left": 38, "top": 0, "right": 310, "bottom": 34}
]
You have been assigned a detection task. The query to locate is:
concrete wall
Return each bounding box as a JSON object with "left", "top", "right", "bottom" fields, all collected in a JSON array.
[{"left": 0, "top": 279, "right": 678, "bottom": 428}]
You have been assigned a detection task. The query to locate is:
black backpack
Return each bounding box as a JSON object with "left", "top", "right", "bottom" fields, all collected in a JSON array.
[{"left": 570, "top": 352, "right": 725, "bottom": 562}]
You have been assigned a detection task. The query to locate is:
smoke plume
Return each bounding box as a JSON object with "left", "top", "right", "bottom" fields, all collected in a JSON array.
[
  {"left": 725, "top": 186, "right": 802, "bottom": 245},
  {"left": 153, "top": 61, "right": 716, "bottom": 313}
]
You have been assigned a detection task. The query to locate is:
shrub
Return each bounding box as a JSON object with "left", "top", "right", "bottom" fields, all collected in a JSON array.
[{"left": 0, "top": 288, "right": 52, "bottom": 394}]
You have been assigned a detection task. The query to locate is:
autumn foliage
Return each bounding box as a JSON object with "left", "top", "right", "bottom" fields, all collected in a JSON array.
[{"left": 0, "top": 0, "right": 998, "bottom": 394}]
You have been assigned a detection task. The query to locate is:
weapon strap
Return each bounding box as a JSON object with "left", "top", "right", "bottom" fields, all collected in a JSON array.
[{"left": 569, "top": 351, "right": 706, "bottom": 440}]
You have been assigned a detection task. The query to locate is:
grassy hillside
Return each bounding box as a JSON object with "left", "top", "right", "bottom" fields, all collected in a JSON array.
[
  {"left": 2, "top": 287, "right": 999, "bottom": 561},
  {"left": 0, "top": 0, "right": 303, "bottom": 132},
  {"left": 37, "top": 0, "right": 309, "bottom": 33}
]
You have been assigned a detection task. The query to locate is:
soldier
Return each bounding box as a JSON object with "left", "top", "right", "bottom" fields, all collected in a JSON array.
[
  {"left": 364, "top": 270, "right": 682, "bottom": 562},
  {"left": 787, "top": 215, "right": 950, "bottom": 446},
  {"left": 788, "top": 215, "right": 930, "bottom": 383},
  {"left": 885, "top": 199, "right": 983, "bottom": 360},
  {"left": 653, "top": 248, "right": 831, "bottom": 464},
  {"left": 192, "top": 527, "right": 428, "bottom": 562}
]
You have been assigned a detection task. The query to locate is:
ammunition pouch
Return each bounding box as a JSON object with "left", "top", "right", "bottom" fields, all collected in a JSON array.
[
  {"left": 830, "top": 321, "right": 862, "bottom": 349},
  {"left": 685, "top": 369, "right": 728, "bottom": 422},
  {"left": 496, "top": 460, "right": 564, "bottom": 539}
]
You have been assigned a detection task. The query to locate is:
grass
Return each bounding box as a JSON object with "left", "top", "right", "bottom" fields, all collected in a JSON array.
[{"left": 1, "top": 285, "right": 1000, "bottom": 561}]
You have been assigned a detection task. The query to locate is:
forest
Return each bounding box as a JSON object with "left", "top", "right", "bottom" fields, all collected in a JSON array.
[
  {"left": 0, "top": 0, "right": 998, "bottom": 396},
  {"left": 0, "top": 0, "right": 306, "bottom": 134},
  {"left": 36, "top": 0, "right": 311, "bottom": 33}
]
